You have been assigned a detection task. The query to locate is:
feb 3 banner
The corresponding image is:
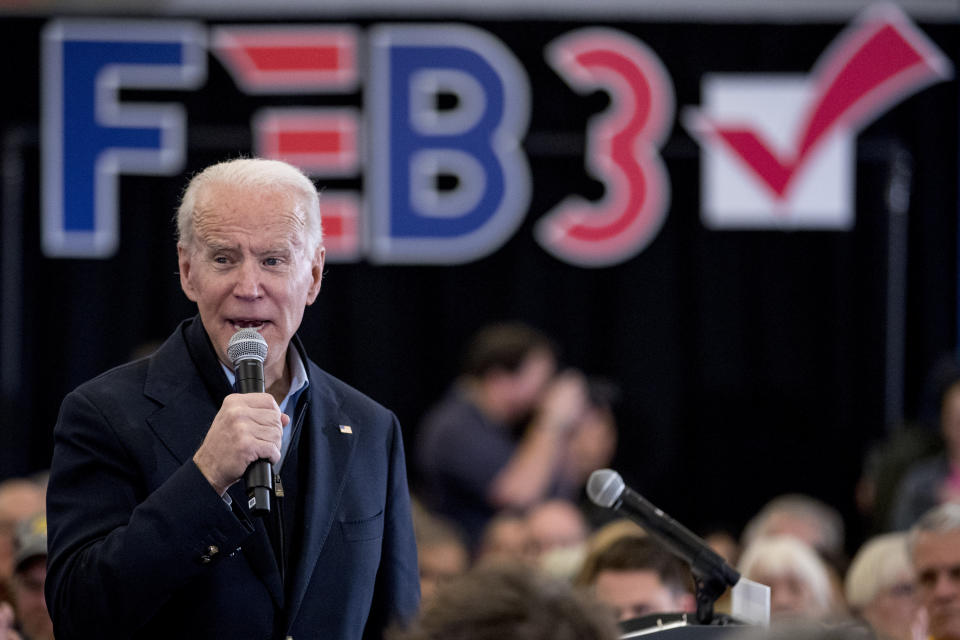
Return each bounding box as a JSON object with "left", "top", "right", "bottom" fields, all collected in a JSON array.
[{"left": 40, "top": 4, "right": 952, "bottom": 267}]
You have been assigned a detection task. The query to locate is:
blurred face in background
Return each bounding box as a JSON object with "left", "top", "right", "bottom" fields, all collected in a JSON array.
[
  {"left": 418, "top": 541, "right": 469, "bottom": 604},
  {"left": 859, "top": 574, "right": 920, "bottom": 640},
  {"left": 913, "top": 529, "right": 960, "bottom": 640},
  {"left": 0, "top": 482, "right": 44, "bottom": 581},
  {"left": 490, "top": 349, "right": 556, "bottom": 423},
  {"left": 12, "top": 557, "right": 54, "bottom": 640},
  {"left": 593, "top": 569, "right": 694, "bottom": 622},
  {"left": 751, "top": 569, "right": 827, "bottom": 620}
]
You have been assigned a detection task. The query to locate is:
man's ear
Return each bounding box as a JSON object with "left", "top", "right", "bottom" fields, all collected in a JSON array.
[
  {"left": 178, "top": 243, "right": 198, "bottom": 302},
  {"left": 305, "top": 245, "right": 325, "bottom": 305}
]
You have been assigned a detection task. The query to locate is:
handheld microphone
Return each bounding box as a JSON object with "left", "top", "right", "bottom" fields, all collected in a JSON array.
[
  {"left": 587, "top": 469, "right": 740, "bottom": 589},
  {"left": 227, "top": 328, "right": 272, "bottom": 517}
]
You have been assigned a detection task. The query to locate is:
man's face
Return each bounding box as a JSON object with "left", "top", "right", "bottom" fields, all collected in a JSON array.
[
  {"left": 500, "top": 350, "right": 556, "bottom": 421},
  {"left": 179, "top": 183, "right": 324, "bottom": 383},
  {"left": 913, "top": 529, "right": 960, "bottom": 640},
  {"left": 593, "top": 569, "right": 694, "bottom": 622},
  {"left": 0, "top": 484, "right": 44, "bottom": 581},
  {"left": 12, "top": 558, "right": 53, "bottom": 640},
  {"left": 751, "top": 570, "right": 825, "bottom": 620}
]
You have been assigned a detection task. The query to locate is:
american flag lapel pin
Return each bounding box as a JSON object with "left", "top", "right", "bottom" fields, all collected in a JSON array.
[{"left": 339, "top": 424, "right": 353, "bottom": 434}]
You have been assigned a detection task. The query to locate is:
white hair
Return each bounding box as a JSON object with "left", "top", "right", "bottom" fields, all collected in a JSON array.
[
  {"left": 176, "top": 157, "right": 323, "bottom": 251},
  {"left": 738, "top": 535, "right": 834, "bottom": 614},
  {"left": 908, "top": 502, "right": 960, "bottom": 556},
  {"left": 844, "top": 532, "right": 912, "bottom": 610},
  {"left": 741, "top": 494, "right": 845, "bottom": 557}
]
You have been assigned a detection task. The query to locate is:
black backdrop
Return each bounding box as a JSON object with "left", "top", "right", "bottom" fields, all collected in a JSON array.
[{"left": 1, "top": 14, "right": 958, "bottom": 550}]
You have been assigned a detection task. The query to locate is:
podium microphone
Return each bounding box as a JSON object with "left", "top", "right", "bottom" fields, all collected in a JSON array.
[
  {"left": 587, "top": 469, "right": 740, "bottom": 623},
  {"left": 227, "top": 328, "right": 273, "bottom": 517}
]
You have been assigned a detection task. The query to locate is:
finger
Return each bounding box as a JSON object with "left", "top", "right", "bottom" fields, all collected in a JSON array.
[{"left": 225, "top": 392, "right": 281, "bottom": 411}]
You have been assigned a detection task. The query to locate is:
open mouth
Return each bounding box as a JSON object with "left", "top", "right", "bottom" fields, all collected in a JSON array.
[{"left": 230, "top": 319, "right": 267, "bottom": 331}]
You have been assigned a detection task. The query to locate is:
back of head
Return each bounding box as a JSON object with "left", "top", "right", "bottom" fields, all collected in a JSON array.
[
  {"left": 844, "top": 533, "right": 912, "bottom": 611},
  {"left": 461, "top": 322, "right": 557, "bottom": 378},
  {"left": 389, "top": 564, "right": 619, "bottom": 640},
  {"left": 176, "top": 157, "right": 323, "bottom": 251}
]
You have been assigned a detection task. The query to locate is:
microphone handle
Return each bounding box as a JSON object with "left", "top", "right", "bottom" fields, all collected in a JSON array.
[
  {"left": 235, "top": 358, "right": 273, "bottom": 517},
  {"left": 619, "top": 486, "right": 739, "bottom": 586}
]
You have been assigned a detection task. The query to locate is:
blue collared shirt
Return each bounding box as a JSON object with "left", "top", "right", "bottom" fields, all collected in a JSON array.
[{"left": 221, "top": 346, "right": 309, "bottom": 472}]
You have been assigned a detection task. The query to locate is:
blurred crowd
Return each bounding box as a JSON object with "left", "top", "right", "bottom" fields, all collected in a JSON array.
[
  {"left": 3, "top": 322, "right": 960, "bottom": 640},
  {"left": 402, "top": 323, "right": 960, "bottom": 640}
]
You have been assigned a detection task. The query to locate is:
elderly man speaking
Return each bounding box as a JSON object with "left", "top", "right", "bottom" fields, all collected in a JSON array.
[{"left": 45, "top": 158, "right": 419, "bottom": 639}]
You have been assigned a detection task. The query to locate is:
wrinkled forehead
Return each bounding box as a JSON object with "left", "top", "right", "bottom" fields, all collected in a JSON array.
[
  {"left": 913, "top": 530, "right": 960, "bottom": 566},
  {"left": 193, "top": 182, "right": 310, "bottom": 245}
]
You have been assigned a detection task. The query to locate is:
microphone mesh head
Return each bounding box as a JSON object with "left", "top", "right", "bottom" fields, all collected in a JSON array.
[
  {"left": 227, "top": 328, "right": 267, "bottom": 365},
  {"left": 587, "top": 469, "right": 625, "bottom": 508}
]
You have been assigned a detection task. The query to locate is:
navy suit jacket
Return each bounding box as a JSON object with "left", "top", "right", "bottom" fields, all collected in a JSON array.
[{"left": 46, "top": 318, "right": 419, "bottom": 639}]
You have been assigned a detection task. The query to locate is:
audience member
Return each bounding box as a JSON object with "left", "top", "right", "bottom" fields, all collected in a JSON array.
[
  {"left": 388, "top": 563, "right": 619, "bottom": 640},
  {"left": 741, "top": 494, "right": 846, "bottom": 572},
  {"left": 9, "top": 513, "right": 53, "bottom": 640},
  {"left": 475, "top": 513, "right": 534, "bottom": 566},
  {"left": 909, "top": 503, "right": 960, "bottom": 640},
  {"left": 0, "top": 481, "right": 45, "bottom": 585},
  {"left": 892, "top": 380, "right": 960, "bottom": 530},
  {"left": 845, "top": 533, "right": 922, "bottom": 640},
  {"left": 857, "top": 356, "right": 959, "bottom": 536},
  {"left": 575, "top": 534, "right": 696, "bottom": 623},
  {"left": 526, "top": 499, "right": 589, "bottom": 579},
  {"left": 412, "top": 504, "right": 470, "bottom": 604},
  {"left": 416, "top": 322, "right": 615, "bottom": 546},
  {"left": 738, "top": 535, "right": 836, "bottom": 622}
]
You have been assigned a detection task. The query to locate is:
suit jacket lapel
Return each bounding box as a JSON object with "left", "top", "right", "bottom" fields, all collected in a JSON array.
[
  {"left": 285, "top": 361, "right": 358, "bottom": 628},
  {"left": 143, "top": 317, "right": 284, "bottom": 606}
]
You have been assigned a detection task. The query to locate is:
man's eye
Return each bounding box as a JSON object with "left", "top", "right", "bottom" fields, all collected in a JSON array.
[
  {"left": 919, "top": 570, "right": 937, "bottom": 587},
  {"left": 213, "top": 256, "right": 229, "bottom": 264},
  {"left": 264, "top": 257, "right": 281, "bottom": 266}
]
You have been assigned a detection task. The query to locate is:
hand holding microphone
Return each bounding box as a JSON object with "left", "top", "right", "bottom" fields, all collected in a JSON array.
[{"left": 192, "top": 329, "right": 287, "bottom": 515}]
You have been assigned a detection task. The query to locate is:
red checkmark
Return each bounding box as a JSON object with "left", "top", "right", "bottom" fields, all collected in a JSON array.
[{"left": 685, "top": 5, "right": 951, "bottom": 201}]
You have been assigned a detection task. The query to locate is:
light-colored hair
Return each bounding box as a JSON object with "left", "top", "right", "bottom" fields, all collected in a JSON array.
[
  {"left": 741, "top": 494, "right": 845, "bottom": 557},
  {"left": 844, "top": 533, "right": 913, "bottom": 610},
  {"left": 176, "top": 157, "right": 323, "bottom": 251},
  {"left": 388, "top": 564, "right": 619, "bottom": 640},
  {"left": 738, "top": 535, "right": 834, "bottom": 614},
  {"left": 908, "top": 502, "right": 960, "bottom": 556}
]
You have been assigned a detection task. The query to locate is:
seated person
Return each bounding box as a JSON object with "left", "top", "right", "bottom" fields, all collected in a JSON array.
[
  {"left": 411, "top": 504, "right": 470, "bottom": 604},
  {"left": 891, "top": 379, "right": 960, "bottom": 531},
  {"left": 845, "top": 533, "right": 920, "bottom": 640},
  {"left": 9, "top": 512, "right": 53, "bottom": 640},
  {"left": 738, "top": 535, "right": 837, "bottom": 622},
  {"left": 526, "top": 499, "right": 590, "bottom": 580},
  {"left": 389, "top": 563, "right": 619, "bottom": 640},
  {"left": 575, "top": 534, "right": 696, "bottom": 623}
]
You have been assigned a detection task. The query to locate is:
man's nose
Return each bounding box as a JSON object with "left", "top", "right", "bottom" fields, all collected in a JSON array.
[{"left": 233, "top": 259, "right": 262, "bottom": 298}]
